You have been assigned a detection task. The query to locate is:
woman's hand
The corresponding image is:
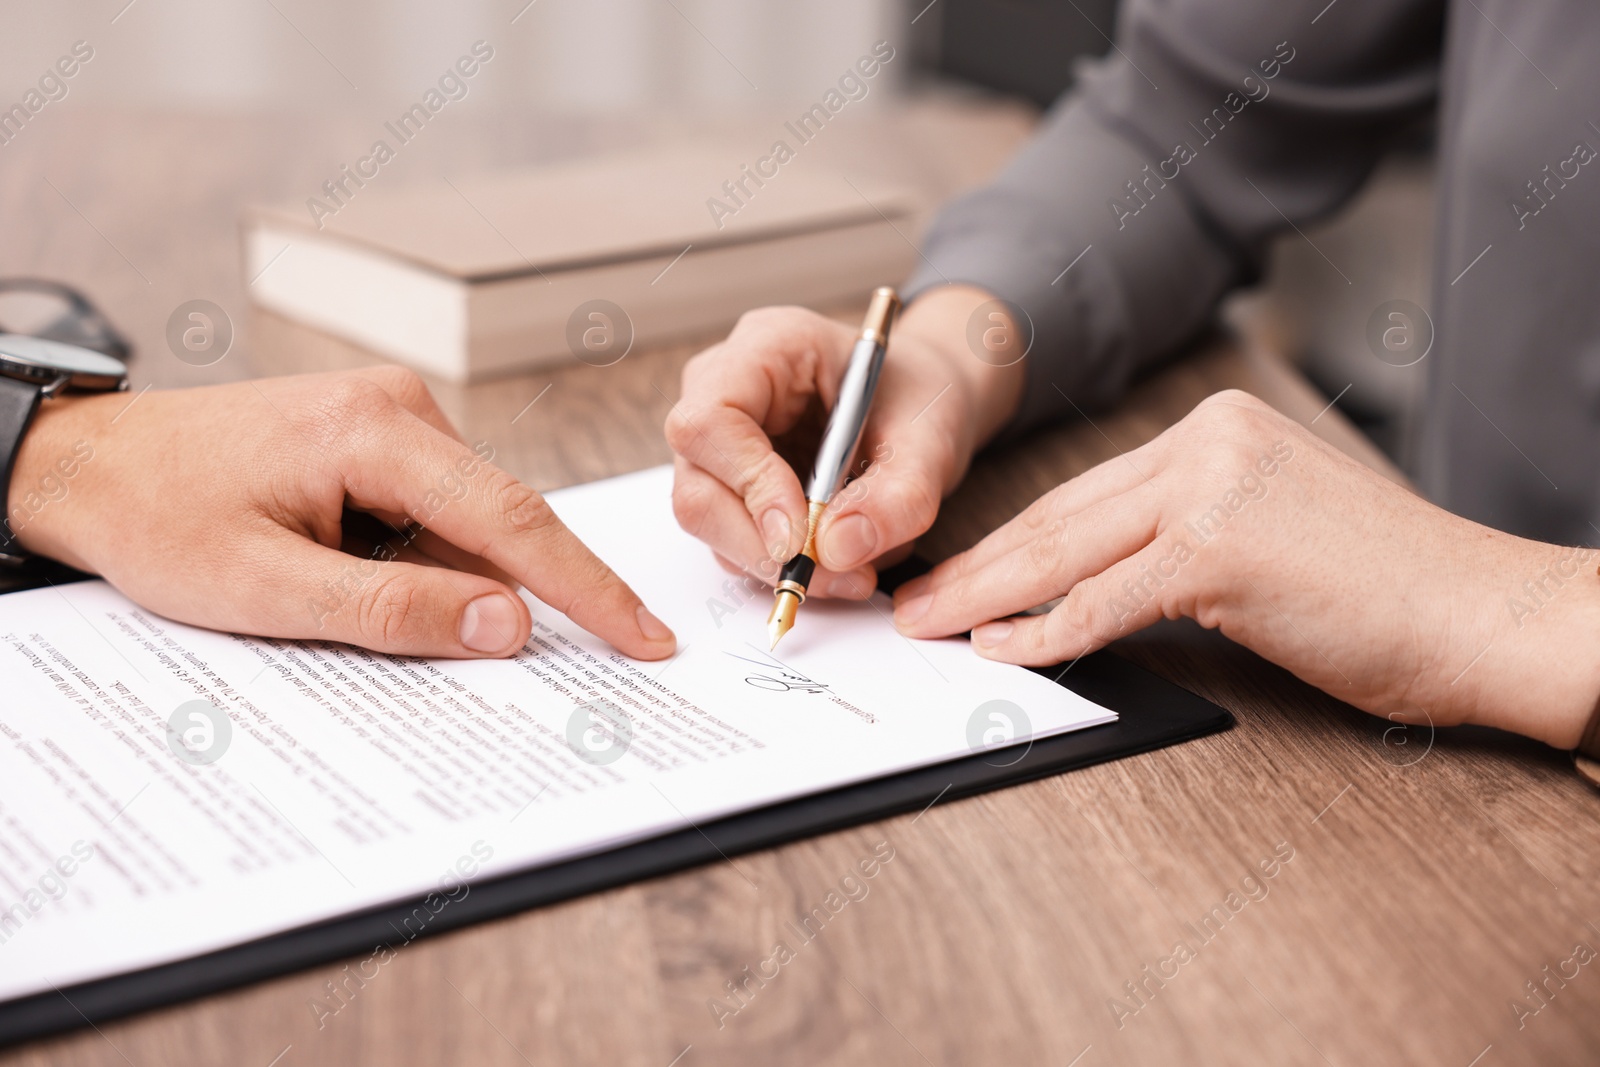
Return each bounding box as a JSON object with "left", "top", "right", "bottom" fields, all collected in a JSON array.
[
  {"left": 666, "top": 285, "right": 1024, "bottom": 598},
  {"left": 892, "top": 389, "right": 1600, "bottom": 748},
  {"left": 8, "top": 366, "right": 677, "bottom": 660}
]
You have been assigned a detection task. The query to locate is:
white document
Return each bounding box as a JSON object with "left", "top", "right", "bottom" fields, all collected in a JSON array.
[{"left": 0, "top": 465, "right": 1113, "bottom": 1000}]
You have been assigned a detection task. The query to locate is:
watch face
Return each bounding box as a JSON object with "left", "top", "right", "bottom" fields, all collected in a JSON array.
[{"left": 0, "top": 333, "right": 127, "bottom": 390}]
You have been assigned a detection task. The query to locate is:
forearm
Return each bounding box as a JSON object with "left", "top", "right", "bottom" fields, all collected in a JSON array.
[
  {"left": 900, "top": 97, "right": 1237, "bottom": 435},
  {"left": 900, "top": 0, "right": 1440, "bottom": 438}
]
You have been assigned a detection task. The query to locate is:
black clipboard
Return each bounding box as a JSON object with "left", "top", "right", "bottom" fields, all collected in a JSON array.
[{"left": 0, "top": 570, "right": 1232, "bottom": 1047}]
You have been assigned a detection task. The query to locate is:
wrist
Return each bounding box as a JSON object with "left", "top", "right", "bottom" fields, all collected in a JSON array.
[
  {"left": 895, "top": 284, "right": 1026, "bottom": 447},
  {"left": 6, "top": 392, "right": 112, "bottom": 568},
  {"left": 1455, "top": 542, "right": 1600, "bottom": 749}
]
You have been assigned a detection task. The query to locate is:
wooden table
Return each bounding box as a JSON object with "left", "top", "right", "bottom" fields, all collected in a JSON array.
[{"left": 3, "top": 103, "right": 1599, "bottom": 1067}]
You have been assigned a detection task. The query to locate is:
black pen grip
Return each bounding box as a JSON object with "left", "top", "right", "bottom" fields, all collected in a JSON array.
[{"left": 777, "top": 552, "right": 816, "bottom": 592}]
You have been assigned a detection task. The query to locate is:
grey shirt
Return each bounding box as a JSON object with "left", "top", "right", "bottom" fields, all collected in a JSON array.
[{"left": 905, "top": 0, "right": 1600, "bottom": 546}]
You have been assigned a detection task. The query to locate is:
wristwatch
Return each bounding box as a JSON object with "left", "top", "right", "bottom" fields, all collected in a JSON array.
[{"left": 0, "top": 333, "right": 129, "bottom": 563}]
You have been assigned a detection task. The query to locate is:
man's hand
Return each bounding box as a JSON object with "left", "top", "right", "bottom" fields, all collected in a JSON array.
[
  {"left": 893, "top": 389, "right": 1600, "bottom": 749},
  {"left": 7, "top": 366, "right": 677, "bottom": 660},
  {"left": 666, "top": 285, "right": 1025, "bottom": 598}
]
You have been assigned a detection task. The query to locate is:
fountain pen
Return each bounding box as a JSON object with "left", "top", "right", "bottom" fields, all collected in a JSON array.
[{"left": 767, "top": 286, "right": 901, "bottom": 649}]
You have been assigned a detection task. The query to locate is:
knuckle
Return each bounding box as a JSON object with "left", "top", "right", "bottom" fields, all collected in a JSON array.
[
  {"left": 310, "top": 377, "right": 397, "bottom": 450},
  {"left": 1198, "top": 388, "right": 1267, "bottom": 414},
  {"left": 1190, "top": 398, "right": 1243, "bottom": 435},
  {"left": 1024, "top": 530, "right": 1063, "bottom": 574},
  {"left": 324, "top": 376, "right": 397, "bottom": 422},
  {"left": 730, "top": 305, "right": 849, "bottom": 363},
  {"left": 492, "top": 476, "right": 559, "bottom": 536},
  {"left": 1227, "top": 436, "right": 1266, "bottom": 472},
  {"left": 1017, "top": 616, "right": 1053, "bottom": 658},
  {"left": 1193, "top": 390, "right": 1272, "bottom": 435},
  {"left": 544, "top": 589, "right": 581, "bottom": 619},
  {"left": 369, "top": 365, "right": 429, "bottom": 407},
  {"left": 1025, "top": 485, "right": 1073, "bottom": 530},
  {"left": 671, "top": 475, "right": 715, "bottom": 535},
  {"left": 1059, "top": 586, "right": 1112, "bottom": 644},
  {"left": 734, "top": 305, "right": 804, "bottom": 335},
  {"left": 1186, "top": 393, "right": 1285, "bottom": 470},
  {"left": 360, "top": 572, "right": 421, "bottom": 647},
  {"left": 742, "top": 450, "right": 794, "bottom": 505}
]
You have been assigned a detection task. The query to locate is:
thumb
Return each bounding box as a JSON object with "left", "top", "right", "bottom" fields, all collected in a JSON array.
[
  {"left": 814, "top": 405, "right": 962, "bottom": 574},
  {"left": 285, "top": 537, "right": 532, "bottom": 657}
]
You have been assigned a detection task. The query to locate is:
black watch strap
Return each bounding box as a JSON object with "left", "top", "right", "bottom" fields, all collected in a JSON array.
[{"left": 0, "top": 374, "right": 46, "bottom": 561}]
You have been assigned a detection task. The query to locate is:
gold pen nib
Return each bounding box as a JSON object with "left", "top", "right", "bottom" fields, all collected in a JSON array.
[{"left": 767, "top": 589, "right": 801, "bottom": 650}]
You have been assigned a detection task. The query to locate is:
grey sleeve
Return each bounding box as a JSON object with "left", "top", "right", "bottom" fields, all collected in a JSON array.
[{"left": 904, "top": 0, "right": 1443, "bottom": 433}]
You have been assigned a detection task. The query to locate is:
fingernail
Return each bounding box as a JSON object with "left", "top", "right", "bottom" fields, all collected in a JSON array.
[
  {"left": 895, "top": 592, "right": 932, "bottom": 626},
  {"left": 761, "top": 508, "right": 791, "bottom": 560},
  {"left": 972, "top": 620, "right": 1014, "bottom": 648},
  {"left": 636, "top": 604, "right": 675, "bottom": 643},
  {"left": 460, "top": 593, "right": 520, "bottom": 653},
  {"left": 822, "top": 513, "right": 877, "bottom": 570}
]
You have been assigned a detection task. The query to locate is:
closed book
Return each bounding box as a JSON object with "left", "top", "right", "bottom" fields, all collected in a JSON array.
[{"left": 241, "top": 145, "right": 919, "bottom": 381}]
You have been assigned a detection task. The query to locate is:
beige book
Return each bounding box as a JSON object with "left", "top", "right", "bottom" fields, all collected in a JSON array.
[{"left": 241, "top": 145, "right": 920, "bottom": 381}]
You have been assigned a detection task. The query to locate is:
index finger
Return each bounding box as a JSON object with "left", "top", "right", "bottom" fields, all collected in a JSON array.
[
  {"left": 338, "top": 405, "right": 676, "bottom": 660},
  {"left": 894, "top": 484, "right": 1161, "bottom": 639},
  {"left": 666, "top": 310, "right": 858, "bottom": 560}
]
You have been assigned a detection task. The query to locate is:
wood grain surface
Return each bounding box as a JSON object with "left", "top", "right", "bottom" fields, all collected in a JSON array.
[{"left": 1, "top": 101, "right": 1597, "bottom": 1067}]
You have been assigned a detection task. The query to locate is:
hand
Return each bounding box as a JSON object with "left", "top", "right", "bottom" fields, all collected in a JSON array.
[
  {"left": 666, "top": 285, "right": 1024, "bottom": 598},
  {"left": 8, "top": 366, "right": 677, "bottom": 660},
  {"left": 892, "top": 389, "right": 1600, "bottom": 749}
]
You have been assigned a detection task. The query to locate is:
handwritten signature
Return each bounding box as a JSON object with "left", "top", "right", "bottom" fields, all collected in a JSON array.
[{"left": 725, "top": 649, "right": 832, "bottom": 695}]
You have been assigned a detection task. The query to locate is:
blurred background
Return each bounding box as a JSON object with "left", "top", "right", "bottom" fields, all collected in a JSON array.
[
  {"left": 0, "top": 0, "right": 909, "bottom": 110},
  {"left": 0, "top": 0, "right": 1124, "bottom": 111},
  {"left": 0, "top": 0, "right": 1433, "bottom": 465}
]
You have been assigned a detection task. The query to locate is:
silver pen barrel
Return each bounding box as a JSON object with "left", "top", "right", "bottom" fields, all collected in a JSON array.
[{"left": 805, "top": 287, "right": 901, "bottom": 503}]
